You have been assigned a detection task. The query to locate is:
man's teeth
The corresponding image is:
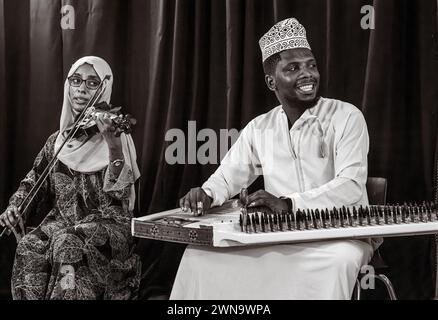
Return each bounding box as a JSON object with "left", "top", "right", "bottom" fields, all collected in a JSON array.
[{"left": 298, "top": 84, "right": 313, "bottom": 92}]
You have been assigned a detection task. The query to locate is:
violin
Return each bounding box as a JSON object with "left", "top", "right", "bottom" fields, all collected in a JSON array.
[{"left": 73, "top": 101, "right": 137, "bottom": 138}]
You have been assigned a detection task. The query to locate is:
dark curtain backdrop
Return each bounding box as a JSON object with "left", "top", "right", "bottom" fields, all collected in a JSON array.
[{"left": 0, "top": 0, "right": 437, "bottom": 299}]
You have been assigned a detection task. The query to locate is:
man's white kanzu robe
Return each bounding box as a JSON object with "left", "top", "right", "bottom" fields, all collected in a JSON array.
[{"left": 171, "top": 97, "right": 379, "bottom": 300}]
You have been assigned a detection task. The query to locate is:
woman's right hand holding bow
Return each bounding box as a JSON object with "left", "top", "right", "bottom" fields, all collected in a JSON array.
[{"left": 0, "top": 205, "right": 25, "bottom": 241}]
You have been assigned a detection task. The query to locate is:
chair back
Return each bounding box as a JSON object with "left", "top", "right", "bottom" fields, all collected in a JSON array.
[{"left": 366, "top": 177, "right": 387, "bottom": 205}]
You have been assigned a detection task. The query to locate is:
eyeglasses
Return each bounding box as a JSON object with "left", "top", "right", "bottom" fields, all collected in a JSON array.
[{"left": 68, "top": 75, "right": 101, "bottom": 90}]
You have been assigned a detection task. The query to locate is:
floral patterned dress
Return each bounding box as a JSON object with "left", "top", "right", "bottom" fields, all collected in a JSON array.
[{"left": 8, "top": 132, "right": 141, "bottom": 300}]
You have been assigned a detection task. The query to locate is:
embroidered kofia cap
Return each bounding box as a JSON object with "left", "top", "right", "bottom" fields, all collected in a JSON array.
[{"left": 259, "top": 18, "right": 312, "bottom": 62}]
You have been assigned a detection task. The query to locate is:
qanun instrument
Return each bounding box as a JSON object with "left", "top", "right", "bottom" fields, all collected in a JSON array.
[{"left": 132, "top": 201, "right": 438, "bottom": 247}]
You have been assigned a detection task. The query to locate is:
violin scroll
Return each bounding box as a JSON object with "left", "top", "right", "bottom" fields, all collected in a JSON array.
[{"left": 111, "top": 113, "right": 137, "bottom": 137}]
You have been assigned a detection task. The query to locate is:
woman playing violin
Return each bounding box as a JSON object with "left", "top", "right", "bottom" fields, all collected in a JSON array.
[{"left": 0, "top": 56, "right": 141, "bottom": 299}]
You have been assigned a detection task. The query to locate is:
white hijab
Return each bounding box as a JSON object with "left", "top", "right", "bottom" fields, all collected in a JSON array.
[{"left": 54, "top": 56, "right": 140, "bottom": 211}]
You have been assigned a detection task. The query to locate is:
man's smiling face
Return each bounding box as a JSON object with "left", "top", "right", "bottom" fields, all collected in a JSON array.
[{"left": 270, "top": 48, "right": 320, "bottom": 106}]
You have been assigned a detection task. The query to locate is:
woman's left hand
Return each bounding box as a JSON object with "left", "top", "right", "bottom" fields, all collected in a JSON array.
[{"left": 94, "top": 112, "right": 122, "bottom": 150}]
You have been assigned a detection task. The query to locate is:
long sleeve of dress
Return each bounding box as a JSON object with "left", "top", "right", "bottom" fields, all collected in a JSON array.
[{"left": 103, "top": 162, "right": 135, "bottom": 201}]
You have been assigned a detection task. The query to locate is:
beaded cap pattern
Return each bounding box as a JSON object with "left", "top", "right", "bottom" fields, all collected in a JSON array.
[{"left": 259, "top": 18, "right": 311, "bottom": 62}]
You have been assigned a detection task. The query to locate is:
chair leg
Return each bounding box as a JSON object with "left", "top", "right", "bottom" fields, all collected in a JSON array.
[
  {"left": 374, "top": 274, "right": 397, "bottom": 300},
  {"left": 354, "top": 279, "right": 361, "bottom": 300},
  {"left": 435, "top": 233, "right": 438, "bottom": 300}
]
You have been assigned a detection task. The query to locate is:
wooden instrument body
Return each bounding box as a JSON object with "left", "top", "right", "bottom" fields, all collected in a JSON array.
[{"left": 132, "top": 201, "right": 438, "bottom": 247}]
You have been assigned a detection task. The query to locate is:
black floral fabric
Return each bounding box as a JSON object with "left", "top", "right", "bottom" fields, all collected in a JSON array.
[{"left": 8, "top": 132, "right": 141, "bottom": 300}]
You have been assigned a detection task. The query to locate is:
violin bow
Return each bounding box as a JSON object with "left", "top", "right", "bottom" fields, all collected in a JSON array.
[{"left": 0, "top": 75, "right": 111, "bottom": 240}]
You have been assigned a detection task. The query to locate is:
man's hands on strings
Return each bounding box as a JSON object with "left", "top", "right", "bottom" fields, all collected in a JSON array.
[
  {"left": 180, "top": 188, "right": 213, "bottom": 216},
  {"left": 246, "top": 190, "right": 289, "bottom": 213},
  {"left": 179, "top": 188, "right": 289, "bottom": 216},
  {"left": 0, "top": 205, "right": 25, "bottom": 242}
]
